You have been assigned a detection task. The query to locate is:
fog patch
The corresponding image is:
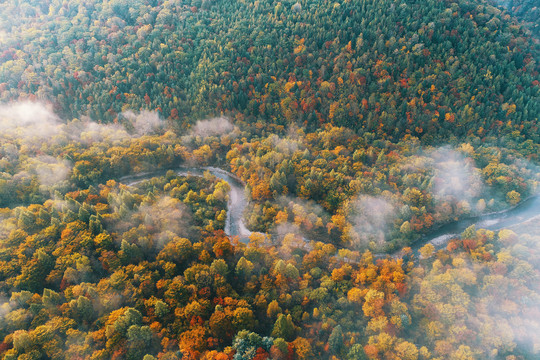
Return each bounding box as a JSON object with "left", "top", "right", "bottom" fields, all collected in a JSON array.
[
  {"left": 66, "top": 118, "right": 130, "bottom": 144},
  {"left": 0, "top": 101, "right": 62, "bottom": 142},
  {"left": 429, "top": 146, "right": 483, "bottom": 201},
  {"left": 189, "top": 117, "right": 234, "bottom": 138},
  {"left": 268, "top": 134, "right": 304, "bottom": 155},
  {"left": 0, "top": 299, "right": 12, "bottom": 321},
  {"left": 273, "top": 222, "right": 311, "bottom": 258},
  {"left": 272, "top": 196, "right": 329, "bottom": 241},
  {"left": 30, "top": 156, "right": 72, "bottom": 187},
  {"left": 415, "top": 250, "right": 540, "bottom": 357},
  {"left": 507, "top": 155, "right": 540, "bottom": 194},
  {"left": 139, "top": 196, "right": 192, "bottom": 247},
  {"left": 0, "top": 102, "right": 165, "bottom": 147},
  {"left": 113, "top": 195, "right": 194, "bottom": 250},
  {"left": 413, "top": 221, "right": 540, "bottom": 358},
  {"left": 0, "top": 212, "right": 15, "bottom": 239},
  {"left": 0, "top": 30, "right": 9, "bottom": 44},
  {"left": 121, "top": 110, "right": 163, "bottom": 136},
  {"left": 278, "top": 195, "right": 328, "bottom": 220},
  {"left": 70, "top": 110, "right": 164, "bottom": 144},
  {"left": 346, "top": 195, "right": 396, "bottom": 249}
]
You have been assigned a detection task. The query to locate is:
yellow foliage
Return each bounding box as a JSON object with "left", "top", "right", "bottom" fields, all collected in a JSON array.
[{"left": 347, "top": 287, "right": 364, "bottom": 304}]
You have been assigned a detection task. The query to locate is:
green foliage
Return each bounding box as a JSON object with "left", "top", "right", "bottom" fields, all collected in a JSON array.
[
  {"left": 328, "top": 325, "right": 344, "bottom": 354},
  {"left": 0, "top": 0, "right": 537, "bottom": 146},
  {"left": 271, "top": 314, "right": 296, "bottom": 341}
]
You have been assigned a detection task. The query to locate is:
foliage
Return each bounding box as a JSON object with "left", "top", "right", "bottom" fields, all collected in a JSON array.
[{"left": 0, "top": 0, "right": 539, "bottom": 358}]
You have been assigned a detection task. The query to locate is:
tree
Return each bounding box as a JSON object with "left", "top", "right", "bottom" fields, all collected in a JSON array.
[
  {"left": 232, "top": 330, "right": 273, "bottom": 360},
  {"left": 236, "top": 257, "right": 254, "bottom": 280},
  {"left": 15, "top": 249, "right": 54, "bottom": 292},
  {"left": 209, "top": 309, "right": 233, "bottom": 340},
  {"left": 328, "top": 325, "right": 344, "bottom": 354},
  {"left": 506, "top": 190, "right": 521, "bottom": 206},
  {"left": 395, "top": 341, "right": 419, "bottom": 360},
  {"left": 419, "top": 244, "right": 435, "bottom": 259},
  {"left": 127, "top": 325, "right": 157, "bottom": 359},
  {"left": 347, "top": 344, "right": 368, "bottom": 360},
  {"left": 232, "top": 307, "right": 256, "bottom": 331},
  {"left": 179, "top": 327, "right": 207, "bottom": 359},
  {"left": 363, "top": 290, "right": 385, "bottom": 318},
  {"left": 271, "top": 314, "right": 296, "bottom": 341},
  {"left": 267, "top": 300, "right": 282, "bottom": 319},
  {"left": 292, "top": 337, "right": 313, "bottom": 360}
]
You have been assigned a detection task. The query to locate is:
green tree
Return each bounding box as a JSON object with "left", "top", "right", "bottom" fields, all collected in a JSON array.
[
  {"left": 271, "top": 314, "right": 296, "bottom": 341},
  {"left": 328, "top": 325, "right": 344, "bottom": 354}
]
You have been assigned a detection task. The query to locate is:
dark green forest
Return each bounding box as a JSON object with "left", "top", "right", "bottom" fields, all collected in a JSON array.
[{"left": 1, "top": 0, "right": 538, "bottom": 143}]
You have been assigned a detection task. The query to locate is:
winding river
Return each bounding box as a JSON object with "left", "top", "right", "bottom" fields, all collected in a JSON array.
[
  {"left": 120, "top": 166, "right": 254, "bottom": 242},
  {"left": 120, "top": 167, "right": 540, "bottom": 254}
]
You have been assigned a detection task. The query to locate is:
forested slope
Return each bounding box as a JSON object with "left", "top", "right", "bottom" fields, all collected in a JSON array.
[
  {"left": 491, "top": 0, "right": 540, "bottom": 37},
  {"left": 0, "top": 0, "right": 538, "bottom": 143}
]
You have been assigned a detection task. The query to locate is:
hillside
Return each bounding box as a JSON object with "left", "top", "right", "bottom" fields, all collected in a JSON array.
[
  {"left": 0, "top": 0, "right": 538, "bottom": 144},
  {"left": 491, "top": 0, "right": 540, "bottom": 37}
]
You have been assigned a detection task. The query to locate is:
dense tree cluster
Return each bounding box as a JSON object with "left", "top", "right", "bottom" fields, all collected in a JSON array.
[
  {"left": 225, "top": 126, "right": 538, "bottom": 251},
  {"left": 492, "top": 0, "right": 540, "bottom": 37},
  {"left": 0, "top": 128, "right": 186, "bottom": 208},
  {"left": 0, "top": 120, "right": 538, "bottom": 358},
  {"left": 3, "top": 113, "right": 537, "bottom": 251}
]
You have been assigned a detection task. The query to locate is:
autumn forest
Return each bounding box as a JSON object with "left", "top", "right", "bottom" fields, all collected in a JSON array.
[{"left": 0, "top": 0, "right": 539, "bottom": 359}]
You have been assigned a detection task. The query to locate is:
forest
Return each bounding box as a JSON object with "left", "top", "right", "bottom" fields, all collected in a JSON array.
[{"left": 0, "top": 0, "right": 539, "bottom": 359}]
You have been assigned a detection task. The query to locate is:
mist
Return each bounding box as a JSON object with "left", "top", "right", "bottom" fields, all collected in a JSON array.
[
  {"left": 411, "top": 225, "right": 540, "bottom": 358},
  {"left": 268, "top": 134, "right": 304, "bottom": 156},
  {"left": 0, "top": 30, "right": 9, "bottom": 44},
  {"left": 111, "top": 194, "right": 194, "bottom": 251},
  {"left": 346, "top": 195, "right": 396, "bottom": 250},
  {"left": 29, "top": 155, "right": 72, "bottom": 188},
  {"left": 138, "top": 195, "right": 193, "bottom": 248},
  {"left": 0, "top": 101, "right": 62, "bottom": 143},
  {"left": 429, "top": 146, "right": 483, "bottom": 201},
  {"left": 120, "top": 110, "right": 164, "bottom": 136},
  {"left": 273, "top": 222, "right": 310, "bottom": 258},
  {"left": 189, "top": 117, "right": 235, "bottom": 138},
  {"left": 0, "top": 101, "right": 165, "bottom": 146}
]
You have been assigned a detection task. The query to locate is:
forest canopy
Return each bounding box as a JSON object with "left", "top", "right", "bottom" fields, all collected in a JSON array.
[
  {"left": 0, "top": 0, "right": 539, "bottom": 359},
  {"left": 0, "top": 0, "right": 538, "bottom": 144}
]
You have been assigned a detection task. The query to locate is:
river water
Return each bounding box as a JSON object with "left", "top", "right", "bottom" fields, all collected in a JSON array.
[
  {"left": 120, "top": 167, "right": 540, "bottom": 254},
  {"left": 408, "top": 194, "right": 540, "bottom": 254},
  {"left": 120, "top": 166, "right": 253, "bottom": 242}
]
